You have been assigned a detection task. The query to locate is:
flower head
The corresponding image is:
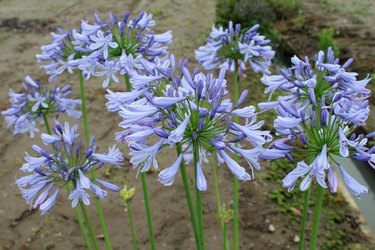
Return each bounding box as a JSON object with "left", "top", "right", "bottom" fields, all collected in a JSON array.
[
  {"left": 38, "top": 12, "right": 172, "bottom": 88},
  {"left": 195, "top": 22, "right": 274, "bottom": 74},
  {"left": 262, "top": 48, "right": 371, "bottom": 197},
  {"left": 110, "top": 59, "right": 271, "bottom": 191},
  {"left": 16, "top": 121, "right": 123, "bottom": 214},
  {"left": 1, "top": 76, "right": 81, "bottom": 137}
]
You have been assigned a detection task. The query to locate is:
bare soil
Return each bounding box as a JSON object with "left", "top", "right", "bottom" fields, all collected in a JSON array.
[{"left": 0, "top": 0, "right": 374, "bottom": 250}]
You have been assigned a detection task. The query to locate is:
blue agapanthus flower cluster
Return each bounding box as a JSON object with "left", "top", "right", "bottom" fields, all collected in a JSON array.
[
  {"left": 260, "top": 47, "right": 372, "bottom": 197},
  {"left": 16, "top": 120, "right": 123, "bottom": 214},
  {"left": 1, "top": 76, "right": 81, "bottom": 138},
  {"left": 37, "top": 11, "right": 172, "bottom": 87},
  {"left": 105, "top": 56, "right": 272, "bottom": 191},
  {"left": 195, "top": 22, "right": 275, "bottom": 74}
]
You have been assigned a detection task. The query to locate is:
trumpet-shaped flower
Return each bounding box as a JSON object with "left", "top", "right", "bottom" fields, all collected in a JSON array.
[{"left": 158, "top": 154, "right": 184, "bottom": 186}]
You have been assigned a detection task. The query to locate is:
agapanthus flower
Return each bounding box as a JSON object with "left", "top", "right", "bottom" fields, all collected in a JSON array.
[
  {"left": 38, "top": 11, "right": 172, "bottom": 88},
  {"left": 107, "top": 57, "right": 272, "bottom": 191},
  {"left": 16, "top": 120, "right": 123, "bottom": 214},
  {"left": 1, "top": 76, "right": 81, "bottom": 138},
  {"left": 36, "top": 28, "right": 76, "bottom": 81},
  {"left": 260, "top": 47, "right": 372, "bottom": 198},
  {"left": 195, "top": 22, "right": 275, "bottom": 75}
]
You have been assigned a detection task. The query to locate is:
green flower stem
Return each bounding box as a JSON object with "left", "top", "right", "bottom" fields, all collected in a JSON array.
[
  {"left": 42, "top": 114, "right": 92, "bottom": 250},
  {"left": 223, "top": 223, "right": 229, "bottom": 250},
  {"left": 140, "top": 173, "right": 156, "bottom": 250},
  {"left": 298, "top": 186, "right": 311, "bottom": 250},
  {"left": 126, "top": 201, "right": 138, "bottom": 250},
  {"left": 78, "top": 70, "right": 113, "bottom": 250},
  {"left": 79, "top": 71, "right": 90, "bottom": 146},
  {"left": 42, "top": 114, "right": 52, "bottom": 135},
  {"left": 72, "top": 195, "right": 93, "bottom": 250},
  {"left": 125, "top": 74, "right": 132, "bottom": 92},
  {"left": 80, "top": 201, "right": 100, "bottom": 250},
  {"left": 233, "top": 64, "right": 240, "bottom": 250},
  {"left": 212, "top": 155, "right": 229, "bottom": 249},
  {"left": 193, "top": 143, "right": 206, "bottom": 250},
  {"left": 95, "top": 199, "right": 112, "bottom": 250},
  {"left": 309, "top": 186, "right": 325, "bottom": 250},
  {"left": 176, "top": 144, "right": 201, "bottom": 250},
  {"left": 212, "top": 155, "right": 221, "bottom": 210}
]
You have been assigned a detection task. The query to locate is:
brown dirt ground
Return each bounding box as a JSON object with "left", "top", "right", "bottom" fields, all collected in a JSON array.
[{"left": 0, "top": 0, "right": 374, "bottom": 250}]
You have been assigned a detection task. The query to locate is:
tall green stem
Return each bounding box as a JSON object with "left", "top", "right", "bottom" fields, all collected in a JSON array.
[
  {"left": 79, "top": 71, "right": 90, "bottom": 145},
  {"left": 140, "top": 173, "right": 156, "bottom": 250},
  {"left": 223, "top": 223, "right": 229, "bottom": 250},
  {"left": 95, "top": 199, "right": 112, "bottom": 250},
  {"left": 212, "top": 155, "right": 221, "bottom": 210},
  {"left": 126, "top": 201, "right": 138, "bottom": 250},
  {"left": 125, "top": 74, "right": 132, "bottom": 92},
  {"left": 193, "top": 143, "right": 206, "bottom": 250},
  {"left": 72, "top": 198, "right": 93, "bottom": 250},
  {"left": 233, "top": 65, "right": 240, "bottom": 250},
  {"left": 212, "top": 155, "right": 229, "bottom": 249},
  {"left": 79, "top": 71, "right": 113, "bottom": 250},
  {"left": 80, "top": 201, "right": 100, "bottom": 250},
  {"left": 298, "top": 186, "right": 311, "bottom": 250},
  {"left": 42, "top": 114, "right": 92, "bottom": 250},
  {"left": 309, "top": 186, "right": 325, "bottom": 249},
  {"left": 176, "top": 144, "right": 201, "bottom": 250}
]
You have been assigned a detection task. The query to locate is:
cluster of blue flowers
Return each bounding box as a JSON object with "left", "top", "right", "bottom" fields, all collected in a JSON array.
[
  {"left": 16, "top": 120, "right": 123, "bottom": 214},
  {"left": 195, "top": 22, "right": 275, "bottom": 74},
  {"left": 1, "top": 76, "right": 81, "bottom": 138},
  {"left": 37, "top": 11, "right": 172, "bottom": 87},
  {"left": 105, "top": 56, "right": 272, "bottom": 191},
  {"left": 260, "top": 47, "right": 372, "bottom": 197}
]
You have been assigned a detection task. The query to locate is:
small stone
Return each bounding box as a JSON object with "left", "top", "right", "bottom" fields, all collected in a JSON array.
[
  {"left": 294, "top": 235, "right": 300, "bottom": 243},
  {"left": 268, "top": 224, "right": 276, "bottom": 232},
  {"left": 265, "top": 218, "right": 270, "bottom": 225}
]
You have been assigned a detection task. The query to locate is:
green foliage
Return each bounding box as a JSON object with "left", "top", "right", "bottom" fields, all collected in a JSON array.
[
  {"left": 215, "top": 0, "right": 304, "bottom": 47},
  {"left": 318, "top": 28, "right": 340, "bottom": 56},
  {"left": 266, "top": 159, "right": 306, "bottom": 223},
  {"left": 216, "top": 0, "right": 274, "bottom": 27},
  {"left": 293, "top": 9, "right": 305, "bottom": 31},
  {"left": 216, "top": 0, "right": 279, "bottom": 44},
  {"left": 269, "top": 0, "right": 301, "bottom": 19},
  {"left": 321, "top": 229, "right": 359, "bottom": 250},
  {"left": 150, "top": 7, "right": 164, "bottom": 19},
  {"left": 0, "top": 28, "right": 6, "bottom": 43}
]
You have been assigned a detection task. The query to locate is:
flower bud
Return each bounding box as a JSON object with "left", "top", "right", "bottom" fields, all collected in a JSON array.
[{"left": 120, "top": 185, "right": 136, "bottom": 203}]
